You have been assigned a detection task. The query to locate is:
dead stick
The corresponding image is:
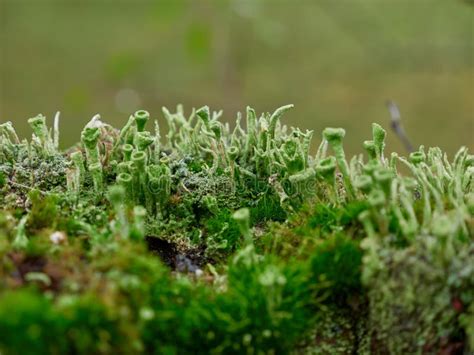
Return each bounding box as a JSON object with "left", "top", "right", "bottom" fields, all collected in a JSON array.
[{"left": 385, "top": 100, "right": 414, "bottom": 153}]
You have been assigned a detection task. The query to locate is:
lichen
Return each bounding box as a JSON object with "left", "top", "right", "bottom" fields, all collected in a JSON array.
[{"left": 0, "top": 106, "right": 472, "bottom": 354}]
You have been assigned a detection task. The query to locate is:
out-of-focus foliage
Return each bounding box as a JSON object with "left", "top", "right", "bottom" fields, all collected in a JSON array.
[{"left": 1, "top": 0, "right": 473, "bottom": 155}]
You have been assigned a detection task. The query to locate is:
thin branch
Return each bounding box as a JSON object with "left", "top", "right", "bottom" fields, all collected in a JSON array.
[
  {"left": 386, "top": 100, "right": 414, "bottom": 153},
  {"left": 53, "top": 111, "right": 60, "bottom": 150}
]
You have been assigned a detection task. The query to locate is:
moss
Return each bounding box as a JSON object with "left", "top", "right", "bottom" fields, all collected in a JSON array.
[
  {"left": 250, "top": 193, "right": 287, "bottom": 224},
  {"left": 0, "top": 289, "right": 139, "bottom": 355},
  {"left": 307, "top": 204, "right": 339, "bottom": 235},
  {"left": 310, "top": 234, "right": 363, "bottom": 303},
  {"left": 0, "top": 289, "right": 65, "bottom": 355},
  {"left": 460, "top": 303, "right": 474, "bottom": 351},
  {"left": 302, "top": 201, "right": 368, "bottom": 238},
  {"left": 0, "top": 106, "right": 472, "bottom": 353},
  {"left": 26, "top": 190, "right": 59, "bottom": 233},
  {"left": 141, "top": 248, "right": 317, "bottom": 354},
  {"left": 205, "top": 208, "right": 242, "bottom": 254}
]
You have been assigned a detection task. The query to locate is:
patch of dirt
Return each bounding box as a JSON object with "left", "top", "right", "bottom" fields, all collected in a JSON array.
[
  {"left": 145, "top": 236, "right": 206, "bottom": 273},
  {"left": 7, "top": 252, "right": 64, "bottom": 291}
]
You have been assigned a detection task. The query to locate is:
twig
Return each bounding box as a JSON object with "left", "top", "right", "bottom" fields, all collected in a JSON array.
[
  {"left": 385, "top": 100, "right": 414, "bottom": 153},
  {"left": 53, "top": 111, "right": 60, "bottom": 150}
]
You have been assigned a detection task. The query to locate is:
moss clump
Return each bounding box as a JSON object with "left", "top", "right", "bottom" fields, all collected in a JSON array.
[
  {"left": 310, "top": 234, "right": 363, "bottom": 303},
  {"left": 204, "top": 208, "right": 242, "bottom": 255},
  {"left": 0, "top": 289, "right": 65, "bottom": 355},
  {"left": 142, "top": 247, "right": 317, "bottom": 353},
  {"left": 0, "top": 106, "right": 472, "bottom": 353},
  {"left": 25, "top": 190, "right": 59, "bottom": 233}
]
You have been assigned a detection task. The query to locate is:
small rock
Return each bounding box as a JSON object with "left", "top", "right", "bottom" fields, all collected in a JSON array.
[{"left": 50, "top": 231, "right": 66, "bottom": 244}]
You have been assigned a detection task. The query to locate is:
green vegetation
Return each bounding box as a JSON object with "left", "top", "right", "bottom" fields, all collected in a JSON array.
[{"left": 0, "top": 106, "right": 472, "bottom": 353}]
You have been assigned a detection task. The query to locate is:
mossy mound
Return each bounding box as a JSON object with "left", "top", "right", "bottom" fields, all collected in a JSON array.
[{"left": 0, "top": 106, "right": 472, "bottom": 353}]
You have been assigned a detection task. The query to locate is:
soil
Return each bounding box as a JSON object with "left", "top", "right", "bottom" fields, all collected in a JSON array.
[{"left": 145, "top": 236, "right": 206, "bottom": 273}]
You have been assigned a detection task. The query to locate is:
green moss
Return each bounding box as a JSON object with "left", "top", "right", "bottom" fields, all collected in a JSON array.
[
  {"left": 0, "top": 106, "right": 472, "bottom": 353},
  {"left": 140, "top": 247, "right": 318, "bottom": 354},
  {"left": 26, "top": 190, "right": 59, "bottom": 232},
  {"left": 0, "top": 289, "right": 65, "bottom": 355},
  {"left": 59, "top": 294, "right": 134, "bottom": 354},
  {"left": 250, "top": 194, "right": 287, "bottom": 224},
  {"left": 302, "top": 201, "right": 368, "bottom": 238},
  {"left": 310, "top": 234, "right": 363, "bottom": 303},
  {"left": 205, "top": 208, "right": 242, "bottom": 254},
  {"left": 307, "top": 204, "right": 339, "bottom": 234}
]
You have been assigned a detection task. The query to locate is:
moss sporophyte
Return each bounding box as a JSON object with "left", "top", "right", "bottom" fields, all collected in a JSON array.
[{"left": 0, "top": 105, "right": 472, "bottom": 354}]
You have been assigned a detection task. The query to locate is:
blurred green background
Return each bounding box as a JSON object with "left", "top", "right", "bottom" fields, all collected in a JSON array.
[{"left": 1, "top": 0, "right": 473, "bottom": 155}]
